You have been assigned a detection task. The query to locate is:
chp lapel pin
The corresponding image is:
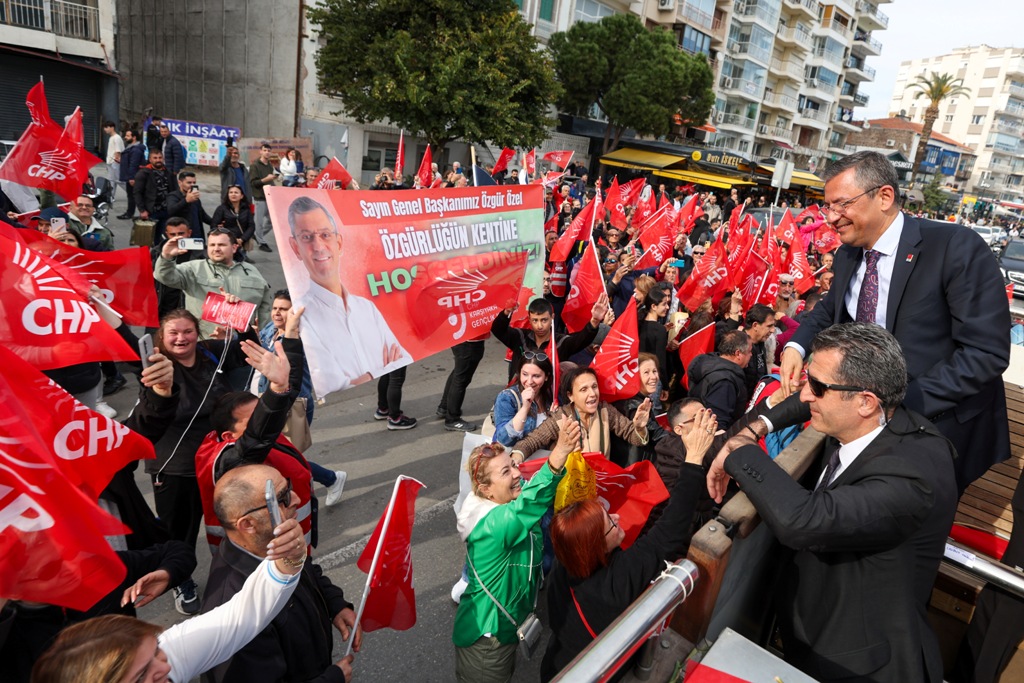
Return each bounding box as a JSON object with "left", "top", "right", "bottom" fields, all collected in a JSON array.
[{"left": 905, "top": 254, "right": 914, "bottom": 263}]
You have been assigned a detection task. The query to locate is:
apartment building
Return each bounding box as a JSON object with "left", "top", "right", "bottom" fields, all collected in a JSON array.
[
  {"left": 642, "top": 0, "right": 888, "bottom": 173},
  {"left": 0, "top": 0, "right": 118, "bottom": 153},
  {"left": 887, "top": 46, "right": 1024, "bottom": 206}
]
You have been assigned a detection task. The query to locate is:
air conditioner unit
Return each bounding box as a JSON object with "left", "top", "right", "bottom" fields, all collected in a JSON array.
[
  {"left": 716, "top": 111, "right": 725, "bottom": 123},
  {"left": 807, "top": 79, "right": 819, "bottom": 89},
  {"left": 657, "top": 0, "right": 675, "bottom": 10},
  {"left": 721, "top": 76, "right": 734, "bottom": 89},
  {"left": 885, "top": 139, "right": 896, "bottom": 147}
]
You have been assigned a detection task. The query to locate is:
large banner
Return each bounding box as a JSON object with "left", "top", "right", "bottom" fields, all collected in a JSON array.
[
  {"left": 266, "top": 185, "right": 545, "bottom": 399},
  {"left": 156, "top": 117, "right": 241, "bottom": 167}
]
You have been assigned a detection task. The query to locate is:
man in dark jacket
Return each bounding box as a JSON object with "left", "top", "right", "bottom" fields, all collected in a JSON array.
[
  {"left": 742, "top": 304, "right": 776, "bottom": 396},
  {"left": 158, "top": 121, "right": 186, "bottom": 174},
  {"left": 201, "top": 464, "right": 357, "bottom": 683},
  {"left": 134, "top": 149, "right": 174, "bottom": 242},
  {"left": 118, "top": 129, "right": 146, "bottom": 219},
  {"left": 167, "top": 171, "right": 212, "bottom": 239},
  {"left": 687, "top": 329, "right": 752, "bottom": 428}
]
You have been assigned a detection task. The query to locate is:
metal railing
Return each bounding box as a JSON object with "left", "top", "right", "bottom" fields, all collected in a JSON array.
[
  {"left": 828, "top": 17, "right": 851, "bottom": 37},
  {"left": 679, "top": 1, "right": 715, "bottom": 30},
  {"left": 764, "top": 91, "right": 799, "bottom": 110},
  {"left": 783, "top": 0, "right": 819, "bottom": 15},
  {"left": 943, "top": 540, "right": 1024, "bottom": 600},
  {"left": 853, "top": 91, "right": 870, "bottom": 106},
  {"left": 854, "top": 31, "right": 883, "bottom": 53},
  {"left": 798, "top": 107, "right": 829, "bottom": 123},
  {"left": 777, "top": 24, "right": 813, "bottom": 47},
  {"left": 0, "top": 0, "right": 99, "bottom": 41},
  {"left": 727, "top": 39, "right": 772, "bottom": 65},
  {"left": 552, "top": 560, "right": 700, "bottom": 682},
  {"left": 993, "top": 119, "right": 1022, "bottom": 135},
  {"left": 732, "top": 0, "right": 779, "bottom": 27},
  {"left": 845, "top": 57, "right": 877, "bottom": 79},
  {"left": 1005, "top": 83, "right": 1024, "bottom": 99},
  {"left": 720, "top": 112, "right": 757, "bottom": 130},
  {"left": 813, "top": 46, "right": 844, "bottom": 65},
  {"left": 758, "top": 123, "right": 791, "bottom": 138},
  {"left": 855, "top": 1, "right": 889, "bottom": 28}
]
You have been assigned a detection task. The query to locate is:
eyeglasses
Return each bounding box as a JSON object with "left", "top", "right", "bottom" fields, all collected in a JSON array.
[
  {"left": 472, "top": 444, "right": 501, "bottom": 483},
  {"left": 294, "top": 230, "right": 337, "bottom": 244},
  {"left": 76, "top": 203, "right": 94, "bottom": 209},
  {"left": 603, "top": 258, "right": 617, "bottom": 264},
  {"left": 237, "top": 479, "right": 292, "bottom": 520},
  {"left": 523, "top": 351, "right": 549, "bottom": 362},
  {"left": 692, "top": 251, "right": 706, "bottom": 256},
  {"left": 605, "top": 515, "right": 619, "bottom": 537},
  {"left": 821, "top": 186, "right": 883, "bottom": 216},
  {"left": 805, "top": 373, "right": 867, "bottom": 398}
]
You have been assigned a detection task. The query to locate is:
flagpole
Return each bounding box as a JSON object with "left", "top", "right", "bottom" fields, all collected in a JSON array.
[{"left": 345, "top": 476, "right": 403, "bottom": 657}]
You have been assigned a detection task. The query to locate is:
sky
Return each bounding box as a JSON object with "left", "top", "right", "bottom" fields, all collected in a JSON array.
[{"left": 858, "top": 0, "right": 1023, "bottom": 119}]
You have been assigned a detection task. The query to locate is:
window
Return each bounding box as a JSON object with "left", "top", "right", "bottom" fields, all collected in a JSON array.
[
  {"left": 574, "top": 0, "right": 615, "bottom": 23},
  {"left": 539, "top": 0, "right": 554, "bottom": 22},
  {"left": 971, "top": 114, "right": 985, "bottom": 125},
  {"left": 945, "top": 115, "right": 955, "bottom": 122},
  {"left": 681, "top": 26, "right": 711, "bottom": 56}
]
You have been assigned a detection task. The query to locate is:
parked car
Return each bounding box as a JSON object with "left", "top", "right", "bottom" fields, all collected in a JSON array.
[
  {"left": 999, "top": 238, "right": 1024, "bottom": 298},
  {"left": 972, "top": 225, "right": 1008, "bottom": 252}
]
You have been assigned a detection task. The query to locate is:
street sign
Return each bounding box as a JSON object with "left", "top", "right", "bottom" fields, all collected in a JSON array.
[{"left": 771, "top": 159, "right": 794, "bottom": 189}]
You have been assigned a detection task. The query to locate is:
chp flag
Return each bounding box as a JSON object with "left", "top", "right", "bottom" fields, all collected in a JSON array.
[
  {"left": 0, "top": 83, "right": 103, "bottom": 202},
  {"left": 266, "top": 185, "right": 545, "bottom": 399},
  {"left": 350, "top": 476, "right": 425, "bottom": 649},
  {"left": 317, "top": 157, "right": 355, "bottom": 190},
  {"left": 591, "top": 298, "right": 640, "bottom": 401}
]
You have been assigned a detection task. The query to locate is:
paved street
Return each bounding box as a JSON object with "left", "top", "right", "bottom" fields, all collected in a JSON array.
[{"left": 98, "top": 170, "right": 554, "bottom": 680}]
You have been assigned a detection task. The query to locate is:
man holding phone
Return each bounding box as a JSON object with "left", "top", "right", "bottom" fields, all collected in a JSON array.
[
  {"left": 167, "top": 171, "right": 213, "bottom": 239},
  {"left": 249, "top": 143, "right": 277, "bottom": 253}
]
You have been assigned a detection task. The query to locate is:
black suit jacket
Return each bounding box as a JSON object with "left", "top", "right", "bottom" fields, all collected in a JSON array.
[
  {"left": 726, "top": 407, "right": 958, "bottom": 682},
  {"left": 790, "top": 214, "right": 1010, "bottom": 489}
]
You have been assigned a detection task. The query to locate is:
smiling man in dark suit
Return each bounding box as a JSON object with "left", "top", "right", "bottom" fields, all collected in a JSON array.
[
  {"left": 709, "top": 323, "right": 958, "bottom": 683},
  {"left": 778, "top": 151, "right": 1010, "bottom": 493}
]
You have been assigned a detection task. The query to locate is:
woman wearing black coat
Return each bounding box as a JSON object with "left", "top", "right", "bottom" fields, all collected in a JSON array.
[{"left": 210, "top": 185, "right": 255, "bottom": 260}]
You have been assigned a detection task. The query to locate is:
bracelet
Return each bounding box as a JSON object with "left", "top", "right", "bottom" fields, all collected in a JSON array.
[
  {"left": 744, "top": 424, "right": 760, "bottom": 440},
  {"left": 281, "top": 555, "right": 306, "bottom": 568}
]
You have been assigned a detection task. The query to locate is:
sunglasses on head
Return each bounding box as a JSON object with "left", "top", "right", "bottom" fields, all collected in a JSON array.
[
  {"left": 805, "top": 373, "right": 867, "bottom": 398},
  {"left": 472, "top": 444, "right": 502, "bottom": 483},
  {"left": 523, "top": 351, "right": 549, "bottom": 362}
]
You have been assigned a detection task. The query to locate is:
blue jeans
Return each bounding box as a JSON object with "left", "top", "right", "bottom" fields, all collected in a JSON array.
[{"left": 309, "top": 461, "right": 336, "bottom": 487}]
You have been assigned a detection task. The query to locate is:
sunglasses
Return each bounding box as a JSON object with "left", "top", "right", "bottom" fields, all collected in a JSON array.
[
  {"left": 603, "top": 258, "right": 617, "bottom": 264},
  {"left": 238, "top": 478, "right": 292, "bottom": 520},
  {"left": 693, "top": 251, "right": 706, "bottom": 256},
  {"left": 523, "top": 351, "right": 549, "bottom": 362},
  {"left": 472, "top": 444, "right": 503, "bottom": 483},
  {"left": 805, "top": 373, "right": 866, "bottom": 398}
]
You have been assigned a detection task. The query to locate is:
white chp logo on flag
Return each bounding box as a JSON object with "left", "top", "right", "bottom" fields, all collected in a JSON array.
[{"left": 31, "top": 148, "right": 76, "bottom": 182}]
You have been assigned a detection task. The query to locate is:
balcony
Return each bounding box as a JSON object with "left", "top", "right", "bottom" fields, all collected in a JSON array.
[
  {"left": 818, "top": 16, "right": 852, "bottom": 38},
  {"left": 997, "top": 102, "right": 1024, "bottom": 119},
  {"left": 804, "top": 78, "right": 838, "bottom": 99},
  {"left": 719, "top": 74, "right": 765, "bottom": 101},
  {"left": 710, "top": 15, "right": 727, "bottom": 41},
  {"left": 797, "top": 107, "right": 831, "bottom": 129},
  {"left": 853, "top": 91, "right": 870, "bottom": 107},
  {"left": 833, "top": 112, "right": 860, "bottom": 131},
  {"left": 719, "top": 112, "right": 757, "bottom": 131},
  {"left": 731, "top": 0, "right": 780, "bottom": 30},
  {"left": 783, "top": 0, "right": 819, "bottom": 19},
  {"left": 811, "top": 46, "right": 845, "bottom": 66},
  {"left": 769, "top": 57, "right": 805, "bottom": 81},
  {"left": 762, "top": 90, "right": 800, "bottom": 112},
  {"left": 776, "top": 24, "right": 813, "bottom": 49},
  {"left": 757, "top": 123, "right": 792, "bottom": 140},
  {"left": 0, "top": 0, "right": 99, "bottom": 41},
  {"left": 993, "top": 119, "right": 1022, "bottom": 136},
  {"left": 727, "top": 39, "right": 771, "bottom": 65},
  {"left": 852, "top": 31, "right": 883, "bottom": 56},
  {"left": 844, "top": 57, "right": 876, "bottom": 82},
  {"left": 855, "top": 1, "right": 889, "bottom": 30},
  {"left": 1005, "top": 83, "right": 1024, "bottom": 99},
  {"left": 678, "top": 1, "right": 715, "bottom": 31}
]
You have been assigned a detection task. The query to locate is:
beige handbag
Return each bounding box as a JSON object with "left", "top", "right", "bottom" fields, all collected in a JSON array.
[{"left": 282, "top": 397, "right": 312, "bottom": 452}]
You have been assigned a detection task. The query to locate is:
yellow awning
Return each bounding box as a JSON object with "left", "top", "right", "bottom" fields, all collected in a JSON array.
[
  {"left": 600, "top": 148, "right": 684, "bottom": 171},
  {"left": 756, "top": 164, "right": 824, "bottom": 189},
  {"left": 654, "top": 168, "right": 754, "bottom": 190}
]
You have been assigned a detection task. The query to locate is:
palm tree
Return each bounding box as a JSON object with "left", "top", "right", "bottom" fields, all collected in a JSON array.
[{"left": 907, "top": 72, "right": 971, "bottom": 184}]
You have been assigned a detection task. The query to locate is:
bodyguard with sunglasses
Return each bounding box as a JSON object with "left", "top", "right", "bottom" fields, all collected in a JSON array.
[
  {"left": 777, "top": 151, "right": 1009, "bottom": 494},
  {"left": 708, "top": 323, "right": 958, "bottom": 683}
]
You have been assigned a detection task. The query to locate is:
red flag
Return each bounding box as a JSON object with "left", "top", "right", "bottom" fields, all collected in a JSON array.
[
  {"left": 491, "top": 147, "right": 516, "bottom": 175},
  {"left": 405, "top": 251, "right": 529, "bottom": 340},
  {"left": 356, "top": 476, "right": 425, "bottom": 632},
  {"left": 562, "top": 244, "right": 604, "bottom": 333},
  {"left": 519, "top": 454, "right": 667, "bottom": 548},
  {"left": 20, "top": 233, "right": 159, "bottom": 327},
  {"left": 620, "top": 178, "right": 647, "bottom": 207},
  {"left": 417, "top": 146, "right": 433, "bottom": 188},
  {"left": 542, "top": 150, "right": 574, "bottom": 170},
  {"left": 549, "top": 332, "right": 561, "bottom": 409},
  {"left": 395, "top": 131, "right": 405, "bottom": 178},
  {"left": 678, "top": 239, "right": 730, "bottom": 311},
  {"left": 775, "top": 210, "right": 799, "bottom": 248},
  {"left": 607, "top": 176, "right": 628, "bottom": 230},
  {"left": 538, "top": 170, "right": 566, "bottom": 188},
  {"left": 592, "top": 298, "right": 640, "bottom": 401},
  {"left": 0, "top": 347, "right": 137, "bottom": 610},
  {"left": 1008, "top": 283, "right": 1015, "bottom": 305},
  {"left": 678, "top": 195, "right": 701, "bottom": 235},
  {"left": 677, "top": 322, "right": 715, "bottom": 389},
  {"left": 634, "top": 189, "right": 657, "bottom": 226},
  {"left": 508, "top": 285, "right": 536, "bottom": 330},
  {"left": 317, "top": 157, "right": 354, "bottom": 190},
  {"left": 787, "top": 231, "right": 817, "bottom": 294},
  {"left": 0, "top": 235, "right": 139, "bottom": 369},
  {"left": 0, "top": 103, "right": 102, "bottom": 202},
  {"left": 25, "top": 82, "right": 62, "bottom": 135},
  {"left": 633, "top": 210, "right": 675, "bottom": 270},
  {"left": 796, "top": 204, "right": 822, "bottom": 223},
  {"left": 549, "top": 190, "right": 600, "bottom": 263},
  {"left": 523, "top": 148, "right": 536, "bottom": 177},
  {"left": 737, "top": 251, "right": 770, "bottom": 312},
  {"left": 812, "top": 223, "right": 841, "bottom": 253},
  {"left": 544, "top": 212, "right": 558, "bottom": 234}
]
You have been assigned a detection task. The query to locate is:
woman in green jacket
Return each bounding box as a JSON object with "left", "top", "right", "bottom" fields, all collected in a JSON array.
[{"left": 453, "top": 415, "right": 580, "bottom": 682}]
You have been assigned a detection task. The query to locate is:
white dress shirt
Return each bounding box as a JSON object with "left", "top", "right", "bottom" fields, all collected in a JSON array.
[
  {"left": 816, "top": 423, "right": 885, "bottom": 489},
  {"left": 842, "top": 211, "right": 905, "bottom": 327},
  {"left": 298, "top": 280, "right": 409, "bottom": 398}
]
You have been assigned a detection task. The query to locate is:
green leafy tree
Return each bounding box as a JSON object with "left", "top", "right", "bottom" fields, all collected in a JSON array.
[
  {"left": 308, "top": 0, "right": 560, "bottom": 154},
  {"left": 921, "top": 175, "right": 948, "bottom": 214},
  {"left": 906, "top": 72, "right": 970, "bottom": 183},
  {"left": 548, "top": 14, "right": 714, "bottom": 154}
]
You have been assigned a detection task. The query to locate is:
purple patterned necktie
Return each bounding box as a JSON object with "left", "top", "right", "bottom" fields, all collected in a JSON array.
[
  {"left": 856, "top": 249, "right": 881, "bottom": 324},
  {"left": 816, "top": 446, "right": 842, "bottom": 491}
]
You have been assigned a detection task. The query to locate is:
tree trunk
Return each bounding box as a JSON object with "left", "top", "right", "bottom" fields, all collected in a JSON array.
[{"left": 911, "top": 104, "right": 939, "bottom": 185}]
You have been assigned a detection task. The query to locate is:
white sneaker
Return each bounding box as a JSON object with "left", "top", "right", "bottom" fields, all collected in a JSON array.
[
  {"left": 451, "top": 577, "right": 469, "bottom": 604},
  {"left": 95, "top": 400, "right": 117, "bottom": 419},
  {"left": 325, "top": 471, "right": 347, "bottom": 507}
]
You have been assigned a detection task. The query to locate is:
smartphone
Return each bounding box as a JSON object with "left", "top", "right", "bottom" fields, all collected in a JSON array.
[
  {"left": 138, "top": 333, "right": 154, "bottom": 369},
  {"left": 265, "top": 479, "right": 283, "bottom": 528},
  {"left": 51, "top": 217, "right": 66, "bottom": 232},
  {"left": 670, "top": 259, "right": 688, "bottom": 268},
  {"left": 178, "top": 238, "right": 204, "bottom": 250}
]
